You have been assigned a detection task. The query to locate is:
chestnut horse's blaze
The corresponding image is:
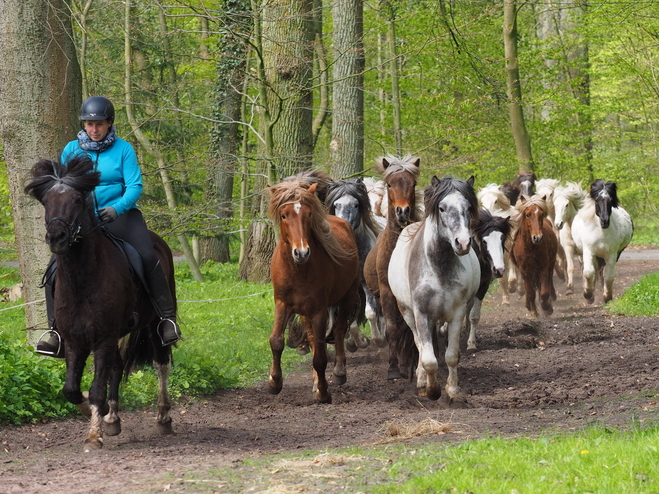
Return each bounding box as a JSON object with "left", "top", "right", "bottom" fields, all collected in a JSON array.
[
  {"left": 510, "top": 195, "right": 558, "bottom": 318},
  {"left": 268, "top": 175, "right": 360, "bottom": 404}
]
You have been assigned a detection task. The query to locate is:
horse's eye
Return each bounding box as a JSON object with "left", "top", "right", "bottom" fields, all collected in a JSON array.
[
  {"left": 281, "top": 214, "right": 286, "bottom": 220},
  {"left": 439, "top": 206, "right": 445, "bottom": 213}
]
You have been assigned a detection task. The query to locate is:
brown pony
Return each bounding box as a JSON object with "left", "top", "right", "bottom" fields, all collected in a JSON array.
[
  {"left": 510, "top": 195, "right": 558, "bottom": 317},
  {"left": 268, "top": 176, "right": 360, "bottom": 404},
  {"left": 363, "top": 155, "right": 421, "bottom": 380}
]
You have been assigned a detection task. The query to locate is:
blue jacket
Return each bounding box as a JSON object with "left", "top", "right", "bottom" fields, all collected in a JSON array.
[{"left": 61, "top": 137, "right": 143, "bottom": 217}]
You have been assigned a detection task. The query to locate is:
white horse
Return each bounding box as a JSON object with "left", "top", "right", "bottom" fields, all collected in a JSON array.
[
  {"left": 571, "top": 180, "right": 633, "bottom": 303},
  {"left": 389, "top": 176, "right": 480, "bottom": 403},
  {"left": 477, "top": 183, "right": 518, "bottom": 303},
  {"left": 553, "top": 182, "right": 585, "bottom": 295}
]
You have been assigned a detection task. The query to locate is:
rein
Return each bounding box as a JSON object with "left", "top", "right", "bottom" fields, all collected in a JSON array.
[{"left": 46, "top": 210, "right": 108, "bottom": 246}]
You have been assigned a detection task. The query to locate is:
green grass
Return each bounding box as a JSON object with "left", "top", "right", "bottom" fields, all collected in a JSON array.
[
  {"left": 606, "top": 271, "right": 659, "bottom": 317},
  {"left": 0, "top": 261, "right": 307, "bottom": 423}
]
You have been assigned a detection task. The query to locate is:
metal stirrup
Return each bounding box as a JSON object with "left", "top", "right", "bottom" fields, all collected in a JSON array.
[
  {"left": 156, "top": 318, "right": 180, "bottom": 345},
  {"left": 36, "top": 330, "right": 62, "bottom": 356}
]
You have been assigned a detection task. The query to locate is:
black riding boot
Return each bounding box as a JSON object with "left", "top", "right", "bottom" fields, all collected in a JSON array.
[
  {"left": 145, "top": 261, "right": 181, "bottom": 346},
  {"left": 35, "top": 259, "right": 65, "bottom": 358}
]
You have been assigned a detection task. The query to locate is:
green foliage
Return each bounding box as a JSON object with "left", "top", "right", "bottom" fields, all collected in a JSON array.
[
  {"left": 0, "top": 261, "right": 304, "bottom": 423},
  {"left": 607, "top": 271, "right": 659, "bottom": 317}
]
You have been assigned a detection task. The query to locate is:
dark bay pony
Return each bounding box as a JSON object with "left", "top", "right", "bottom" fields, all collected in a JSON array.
[
  {"left": 510, "top": 195, "right": 558, "bottom": 317},
  {"left": 466, "top": 209, "right": 511, "bottom": 351},
  {"left": 502, "top": 171, "right": 537, "bottom": 206},
  {"left": 268, "top": 176, "right": 360, "bottom": 404},
  {"left": 24, "top": 156, "right": 175, "bottom": 451},
  {"left": 325, "top": 178, "right": 384, "bottom": 351},
  {"left": 363, "top": 155, "right": 421, "bottom": 380}
]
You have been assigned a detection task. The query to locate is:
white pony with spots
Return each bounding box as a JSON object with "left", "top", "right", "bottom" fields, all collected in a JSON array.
[
  {"left": 389, "top": 176, "right": 480, "bottom": 403},
  {"left": 572, "top": 179, "right": 633, "bottom": 303}
]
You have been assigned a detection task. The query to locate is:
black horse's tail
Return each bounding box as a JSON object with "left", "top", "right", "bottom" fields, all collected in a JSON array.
[{"left": 120, "top": 321, "right": 170, "bottom": 380}]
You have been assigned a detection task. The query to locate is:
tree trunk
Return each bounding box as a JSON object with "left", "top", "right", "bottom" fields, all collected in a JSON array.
[
  {"left": 330, "top": 0, "right": 364, "bottom": 178},
  {"left": 503, "top": 0, "right": 534, "bottom": 172},
  {"left": 124, "top": 0, "right": 203, "bottom": 281},
  {"left": 240, "top": 0, "right": 314, "bottom": 282},
  {"left": 205, "top": 0, "right": 251, "bottom": 264},
  {"left": 0, "top": 0, "right": 81, "bottom": 343},
  {"left": 383, "top": 1, "right": 402, "bottom": 155}
]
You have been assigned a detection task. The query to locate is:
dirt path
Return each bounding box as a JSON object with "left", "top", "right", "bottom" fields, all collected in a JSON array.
[{"left": 2, "top": 251, "right": 659, "bottom": 493}]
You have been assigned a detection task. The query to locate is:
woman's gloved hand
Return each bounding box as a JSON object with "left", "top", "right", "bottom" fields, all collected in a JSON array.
[{"left": 98, "top": 207, "right": 118, "bottom": 223}]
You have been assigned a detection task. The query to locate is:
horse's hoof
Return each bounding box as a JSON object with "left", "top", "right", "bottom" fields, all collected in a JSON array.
[
  {"left": 333, "top": 373, "right": 347, "bottom": 385},
  {"left": 158, "top": 420, "right": 174, "bottom": 435},
  {"left": 83, "top": 438, "right": 103, "bottom": 452},
  {"left": 584, "top": 293, "right": 595, "bottom": 304},
  {"left": 426, "top": 387, "right": 441, "bottom": 401},
  {"left": 416, "top": 387, "right": 427, "bottom": 397},
  {"left": 357, "top": 337, "right": 370, "bottom": 349},
  {"left": 373, "top": 337, "right": 387, "bottom": 348},
  {"left": 103, "top": 419, "right": 121, "bottom": 437},
  {"left": 387, "top": 369, "right": 402, "bottom": 380},
  {"left": 297, "top": 344, "right": 310, "bottom": 355},
  {"left": 268, "top": 376, "right": 283, "bottom": 395},
  {"left": 315, "top": 391, "right": 332, "bottom": 404},
  {"left": 345, "top": 340, "right": 358, "bottom": 353},
  {"left": 76, "top": 401, "right": 92, "bottom": 418}
]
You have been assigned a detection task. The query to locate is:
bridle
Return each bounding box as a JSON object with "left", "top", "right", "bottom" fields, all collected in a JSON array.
[{"left": 45, "top": 201, "right": 108, "bottom": 247}]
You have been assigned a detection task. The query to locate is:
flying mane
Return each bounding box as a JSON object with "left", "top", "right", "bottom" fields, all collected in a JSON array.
[{"left": 268, "top": 177, "right": 356, "bottom": 265}]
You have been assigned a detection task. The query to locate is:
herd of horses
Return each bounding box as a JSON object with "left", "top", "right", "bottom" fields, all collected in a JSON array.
[{"left": 24, "top": 155, "right": 634, "bottom": 450}]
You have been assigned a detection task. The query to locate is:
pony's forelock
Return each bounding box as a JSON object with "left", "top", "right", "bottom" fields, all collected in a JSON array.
[{"left": 373, "top": 154, "right": 421, "bottom": 181}]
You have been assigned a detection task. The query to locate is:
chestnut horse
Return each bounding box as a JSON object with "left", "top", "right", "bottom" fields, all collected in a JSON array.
[
  {"left": 363, "top": 155, "right": 421, "bottom": 380},
  {"left": 510, "top": 195, "right": 558, "bottom": 318},
  {"left": 268, "top": 176, "right": 359, "bottom": 404},
  {"left": 24, "top": 156, "right": 175, "bottom": 451}
]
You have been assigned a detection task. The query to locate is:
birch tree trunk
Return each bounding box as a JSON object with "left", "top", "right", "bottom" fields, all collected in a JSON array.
[
  {"left": 330, "top": 0, "right": 364, "bottom": 178},
  {"left": 503, "top": 0, "right": 534, "bottom": 172},
  {"left": 0, "top": 0, "right": 81, "bottom": 342}
]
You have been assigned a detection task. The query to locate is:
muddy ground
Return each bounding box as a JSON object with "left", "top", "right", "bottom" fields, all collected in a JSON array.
[{"left": 2, "top": 251, "right": 659, "bottom": 493}]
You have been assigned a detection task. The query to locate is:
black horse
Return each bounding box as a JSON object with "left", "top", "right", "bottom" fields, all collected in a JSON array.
[{"left": 25, "top": 155, "right": 175, "bottom": 451}]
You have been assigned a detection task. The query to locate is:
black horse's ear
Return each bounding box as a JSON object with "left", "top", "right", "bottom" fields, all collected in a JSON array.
[
  {"left": 467, "top": 175, "right": 475, "bottom": 187},
  {"left": 431, "top": 176, "right": 440, "bottom": 186},
  {"left": 412, "top": 157, "right": 421, "bottom": 167}
]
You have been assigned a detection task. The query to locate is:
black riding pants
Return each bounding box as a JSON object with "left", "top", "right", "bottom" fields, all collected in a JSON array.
[{"left": 103, "top": 209, "right": 159, "bottom": 272}]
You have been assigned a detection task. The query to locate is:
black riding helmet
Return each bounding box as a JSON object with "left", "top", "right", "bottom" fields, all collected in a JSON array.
[{"left": 80, "top": 96, "right": 115, "bottom": 123}]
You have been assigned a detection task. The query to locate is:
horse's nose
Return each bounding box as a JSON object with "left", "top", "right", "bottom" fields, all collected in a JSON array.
[
  {"left": 395, "top": 205, "right": 410, "bottom": 222},
  {"left": 292, "top": 246, "right": 310, "bottom": 264},
  {"left": 492, "top": 267, "right": 505, "bottom": 278},
  {"left": 454, "top": 236, "right": 471, "bottom": 255},
  {"left": 532, "top": 234, "right": 544, "bottom": 244},
  {"left": 46, "top": 230, "right": 68, "bottom": 252},
  {"left": 555, "top": 220, "right": 564, "bottom": 230},
  {"left": 600, "top": 218, "right": 610, "bottom": 229}
]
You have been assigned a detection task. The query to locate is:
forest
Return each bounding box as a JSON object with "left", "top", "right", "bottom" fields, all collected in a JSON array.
[{"left": 0, "top": 0, "right": 658, "bottom": 324}]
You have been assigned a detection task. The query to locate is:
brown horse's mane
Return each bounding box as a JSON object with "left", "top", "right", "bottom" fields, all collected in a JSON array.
[
  {"left": 511, "top": 194, "right": 549, "bottom": 225},
  {"left": 373, "top": 154, "right": 421, "bottom": 181},
  {"left": 268, "top": 177, "right": 355, "bottom": 265}
]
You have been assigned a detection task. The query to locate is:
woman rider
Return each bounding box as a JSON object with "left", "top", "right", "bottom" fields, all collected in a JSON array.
[{"left": 36, "top": 96, "right": 181, "bottom": 356}]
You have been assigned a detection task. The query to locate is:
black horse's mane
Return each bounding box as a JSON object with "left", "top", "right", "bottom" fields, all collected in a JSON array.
[
  {"left": 474, "top": 208, "right": 512, "bottom": 241},
  {"left": 325, "top": 178, "right": 381, "bottom": 235},
  {"left": 589, "top": 179, "right": 619, "bottom": 208},
  {"left": 25, "top": 155, "right": 101, "bottom": 203},
  {"left": 424, "top": 176, "right": 479, "bottom": 226}
]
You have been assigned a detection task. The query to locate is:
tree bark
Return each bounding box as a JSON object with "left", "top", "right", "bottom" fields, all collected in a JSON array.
[
  {"left": 124, "top": 0, "right": 203, "bottom": 281},
  {"left": 330, "top": 0, "right": 364, "bottom": 178},
  {"left": 205, "top": 0, "right": 251, "bottom": 264},
  {"left": 503, "top": 0, "right": 534, "bottom": 172},
  {"left": 0, "top": 0, "right": 81, "bottom": 341},
  {"left": 240, "top": 0, "right": 314, "bottom": 282}
]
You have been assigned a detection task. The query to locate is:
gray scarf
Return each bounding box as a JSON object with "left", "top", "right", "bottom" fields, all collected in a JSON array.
[{"left": 77, "top": 126, "right": 117, "bottom": 152}]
